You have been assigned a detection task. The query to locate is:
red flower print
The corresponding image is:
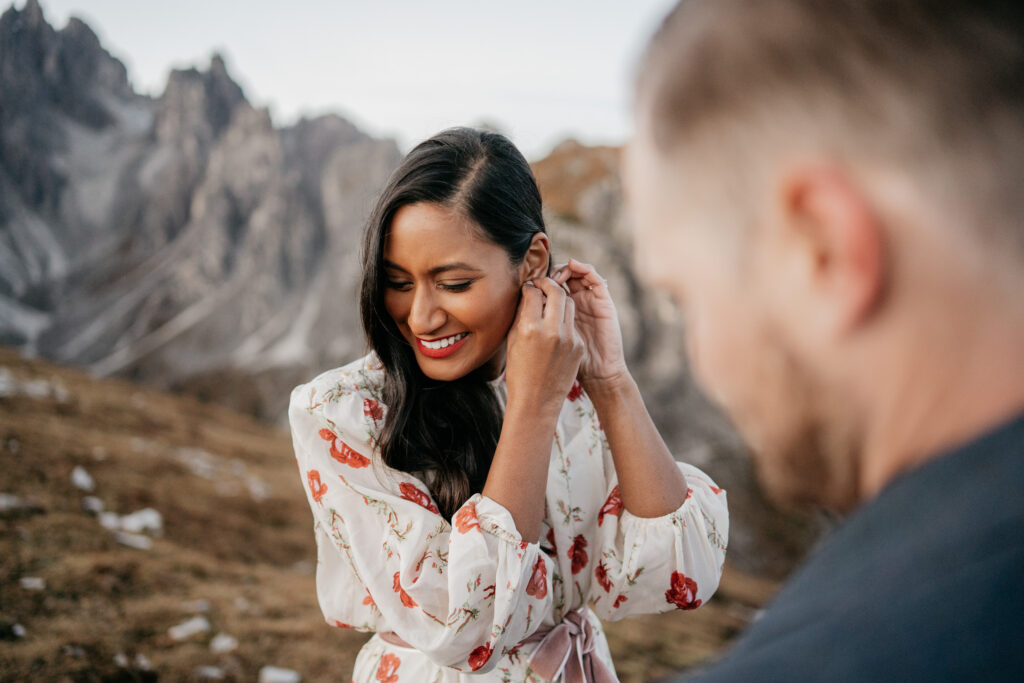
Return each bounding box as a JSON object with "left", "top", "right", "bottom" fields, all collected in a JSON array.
[
  {"left": 598, "top": 486, "right": 623, "bottom": 526},
  {"left": 567, "top": 381, "right": 583, "bottom": 402},
  {"left": 613, "top": 593, "right": 628, "bottom": 609},
  {"left": 329, "top": 619, "right": 353, "bottom": 628},
  {"left": 568, "top": 534, "right": 588, "bottom": 574},
  {"left": 711, "top": 485, "right": 724, "bottom": 495},
  {"left": 525, "top": 556, "right": 548, "bottom": 598},
  {"left": 375, "top": 653, "right": 401, "bottom": 683},
  {"left": 594, "top": 561, "right": 612, "bottom": 593},
  {"left": 392, "top": 572, "right": 417, "bottom": 608},
  {"left": 307, "top": 470, "right": 327, "bottom": 502},
  {"left": 399, "top": 482, "right": 439, "bottom": 514},
  {"left": 686, "top": 487, "right": 693, "bottom": 500},
  {"left": 318, "top": 428, "right": 371, "bottom": 468},
  {"left": 455, "top": 502, "right": 479, "bottom": 534},
  {"left": 363, "top": 398, "right": 384, "bottom": 421},
  {"left": 362, "top": 592, "right": 376, "bottom": 607},
  {"left": 468, "top": 643, "right": 493, "bottom": 671},
  {"left": 665, "top": 571, "right": 702, "bottom": 610}
]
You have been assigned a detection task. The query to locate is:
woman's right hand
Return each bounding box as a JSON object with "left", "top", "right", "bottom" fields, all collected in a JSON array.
[{"left": 505, "top": 277, "right": 584, "bottom": 412}]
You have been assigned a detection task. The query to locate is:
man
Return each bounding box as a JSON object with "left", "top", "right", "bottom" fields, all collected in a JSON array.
[{"left": 624, "top": 0, "right": 1024, "bottom": 680}]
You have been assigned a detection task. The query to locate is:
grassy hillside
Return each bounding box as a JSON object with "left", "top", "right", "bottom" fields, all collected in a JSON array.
[{"left": 0, "top": 346, "right": 776, "bottom": 681}]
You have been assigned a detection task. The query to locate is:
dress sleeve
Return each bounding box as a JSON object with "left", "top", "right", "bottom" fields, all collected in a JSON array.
[
  {"left": 586, "top": 454, "right": 729, "bottom": 620},
  {"left": 288, "top": 370, "right": 554, "bottom": 673}
]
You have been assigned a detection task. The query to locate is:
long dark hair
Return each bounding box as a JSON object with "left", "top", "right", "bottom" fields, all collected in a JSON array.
[{"left": 360, "top": 127, "right": 547, "bottom": 519}]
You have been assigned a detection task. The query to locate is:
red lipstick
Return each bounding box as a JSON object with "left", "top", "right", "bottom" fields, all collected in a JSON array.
[{"left": 416, "top": 333, "right": 470, "bottom": 359}]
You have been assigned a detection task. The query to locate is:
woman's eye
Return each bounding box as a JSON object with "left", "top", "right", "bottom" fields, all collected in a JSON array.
[
  {"left": 440, "top": 281, "right": 472, "bottom": 292},
  {"left": 385, "top": 280, "right": 412, "bottom": 291}
]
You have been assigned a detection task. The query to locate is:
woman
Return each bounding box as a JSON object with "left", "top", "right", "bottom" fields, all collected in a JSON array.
[{"left": 288, "top": 127, "right": 728, "bottom": 682}]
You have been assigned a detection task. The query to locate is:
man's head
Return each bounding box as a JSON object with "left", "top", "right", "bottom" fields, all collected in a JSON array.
[{"left": 626, "top": 0, "right": 1024, "bottom": 511}]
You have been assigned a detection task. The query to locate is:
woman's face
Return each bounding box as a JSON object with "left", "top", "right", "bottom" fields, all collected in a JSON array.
[{"left": 383, "top": 201, "right": 525, "bottom": 381}]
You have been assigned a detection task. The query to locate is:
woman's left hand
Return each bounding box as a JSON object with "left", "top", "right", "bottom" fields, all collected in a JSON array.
[{"left": 552, "top": 259, "right": 629, "bottom": 387}]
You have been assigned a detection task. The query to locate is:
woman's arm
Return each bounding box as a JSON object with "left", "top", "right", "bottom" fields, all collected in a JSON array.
[
  {"left": 482, "top": 277, "right": 583, "bottom": 541},
  {"left": 554, "top": 259, "right": 687, "bottom": 518},
  {"left": 584, "top": 372, "right": 688, "bottom": 517}
]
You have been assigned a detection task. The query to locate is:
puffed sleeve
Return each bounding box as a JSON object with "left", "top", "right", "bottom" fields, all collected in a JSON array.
[
  {"left": 288, "top": 361, "right": 554, "bottom": 673},
  {"left": 585, "top": 433, "right": 729, "bottom": 620}
]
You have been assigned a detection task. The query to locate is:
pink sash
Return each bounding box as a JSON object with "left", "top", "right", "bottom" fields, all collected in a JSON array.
[{"left": 378, "top": 607, "right": 616, "bottom": 682}]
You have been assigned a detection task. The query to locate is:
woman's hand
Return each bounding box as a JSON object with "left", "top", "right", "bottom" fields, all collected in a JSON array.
[
  {"left": 505, "top": 277, "right": 584, "bottom": 411},
  {"left": 552, "top": 259, "right": 629, "bottom": 389}
]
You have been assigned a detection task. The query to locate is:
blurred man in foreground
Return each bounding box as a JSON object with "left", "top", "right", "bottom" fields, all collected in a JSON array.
[{"left": 625, "top": 1, "right": 1024, "bottom": 680}]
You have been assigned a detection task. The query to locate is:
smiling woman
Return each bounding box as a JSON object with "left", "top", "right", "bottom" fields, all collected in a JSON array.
[{"left": 287, "top": 127, "right": 729, "bottom": 682}]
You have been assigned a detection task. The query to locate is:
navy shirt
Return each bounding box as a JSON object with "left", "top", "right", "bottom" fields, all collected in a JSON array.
[{"left": 677, "top": 412, "right": 1024, "bottom": 682}]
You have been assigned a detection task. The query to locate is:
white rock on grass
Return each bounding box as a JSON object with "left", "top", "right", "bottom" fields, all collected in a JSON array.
[
  {"left": 258, "top": 667, "right": 302, "bottom": 683},
  {"left": 209, "top": 632, "right": 238, "bottom": 653},
  {"left": 119, "top": 508, "right": 163, "bottom": 535},
  {"left": 195, "top": 665, "right": 226, "bottom": 680},
  {"left": 81, "top": 496, "right": 104, "bottom": 514},
  {"left": 19, "top": 576, "right": 45, "bottom": 590},
  {"left": 98, "top": 511, "right": 120, "bottom": 530},
  {"left": 71, "top": 466, "right": 95, "bottom": 492},
  {"left": 168, "top": 615, "right": 211, "bottom": 641},
  {"left": 114, "top": 531, "right": 153, "bottom": 550},
  {"left": 12, "top": 623, "right": 26, "bottom": 638}
]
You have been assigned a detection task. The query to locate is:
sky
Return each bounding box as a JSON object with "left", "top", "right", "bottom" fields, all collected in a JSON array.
[{"left": 32, "top": 0, "right": 677, "bottom": 160}]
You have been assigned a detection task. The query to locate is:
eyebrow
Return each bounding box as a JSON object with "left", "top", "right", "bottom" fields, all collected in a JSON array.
[{"left": 383, "top": 260, "right": 484, "bottom": 276}]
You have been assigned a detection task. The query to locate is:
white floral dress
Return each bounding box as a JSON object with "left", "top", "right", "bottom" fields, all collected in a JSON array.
[{"left": 288, "top": 353, "right": 729, "bottom": 682}]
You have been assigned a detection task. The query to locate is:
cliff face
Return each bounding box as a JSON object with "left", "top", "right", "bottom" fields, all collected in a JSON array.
[
  {"left": 0, "top": 1, "right": 821, "bottom": 576},
  {"left": 0, "top": 0, "right": 402, "bottom": 421}
]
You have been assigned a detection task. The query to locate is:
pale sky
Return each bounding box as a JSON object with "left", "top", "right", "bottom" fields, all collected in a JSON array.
[{"left": 32, "top": 0, "right": 677, "bottom": 160}]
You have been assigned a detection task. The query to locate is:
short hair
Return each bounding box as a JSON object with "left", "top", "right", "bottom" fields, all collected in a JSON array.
[{"left": 638, "top": 0, "right": 1024, "bottom": 259}]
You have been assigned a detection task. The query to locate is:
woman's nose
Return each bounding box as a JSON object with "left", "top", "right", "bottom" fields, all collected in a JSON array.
[{"left": 408, "top": 287, "right": 446, "bottom": 335}]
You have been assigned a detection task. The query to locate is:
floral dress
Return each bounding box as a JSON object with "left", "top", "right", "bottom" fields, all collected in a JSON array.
[{"left": 288, "top": 353, "right": 729, "bottom": 682}]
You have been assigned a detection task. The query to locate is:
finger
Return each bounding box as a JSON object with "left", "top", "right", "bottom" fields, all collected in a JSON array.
[
  {"left": 551, "top": 264, "right": 570, "bottom": 284},
  {"left": 566, "top": 258, "right": 607, "bottom": 292},
  {"left": 532, "top": 277, "right": 567, "bottom": 324},
  {"left": 514, "top": 281, "right": 545, "bottom": 325}
]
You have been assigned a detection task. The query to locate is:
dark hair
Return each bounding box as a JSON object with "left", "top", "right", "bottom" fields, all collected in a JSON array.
[
  {"left": 360, "top": 127, "right": 547, "bottom": 519},
  {"left": 639, "top": 0, "right": 1024, "bottom": 257}
]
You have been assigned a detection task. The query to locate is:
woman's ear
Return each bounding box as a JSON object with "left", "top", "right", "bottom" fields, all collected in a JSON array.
[{"left": 520, "top": 232, "right": 551, "bottom": 282}]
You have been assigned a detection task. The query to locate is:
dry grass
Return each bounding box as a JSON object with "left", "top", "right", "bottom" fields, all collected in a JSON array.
[{"left": 0, "top": 346, "right": 776, "bottom": 681}]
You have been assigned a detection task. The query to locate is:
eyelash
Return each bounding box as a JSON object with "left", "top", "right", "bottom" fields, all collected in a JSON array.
[{"left": 385, "top": 281, "right": 473, "bottom": 292}]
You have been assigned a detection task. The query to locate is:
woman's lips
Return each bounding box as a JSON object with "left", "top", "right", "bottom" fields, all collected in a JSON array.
[{"left": 416, "top": 332, "right": 470, "bottom": 359}]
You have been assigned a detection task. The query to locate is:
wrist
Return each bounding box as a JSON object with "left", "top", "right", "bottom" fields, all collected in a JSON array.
[{"left": 581, "top": 368, "right": 634, "bottom": 401}]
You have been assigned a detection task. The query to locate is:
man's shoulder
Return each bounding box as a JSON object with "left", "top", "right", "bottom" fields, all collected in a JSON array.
[{"left": 687, "top": 415, "right": 1024, "bottom": 681}]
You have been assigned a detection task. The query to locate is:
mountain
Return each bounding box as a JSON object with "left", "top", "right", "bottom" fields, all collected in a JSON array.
[
  {"left": 0, "top": 0, "right": 402, "bottom": 421},
  {"left": 0, "top": 1, "right": 823, "bottom": 577}
]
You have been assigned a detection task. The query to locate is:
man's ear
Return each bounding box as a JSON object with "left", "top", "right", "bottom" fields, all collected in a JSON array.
[
  {"left": 776, "top": 166, "right": 886, "bottom": 336},
  {"left": 520, "top": 232, "right": 551, "bottom": 282}
]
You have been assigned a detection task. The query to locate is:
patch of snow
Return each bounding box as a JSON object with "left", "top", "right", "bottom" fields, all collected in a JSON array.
[
  {"left": 71, "top": 466, "right": 95, "bottom": 492},
  {"left": 81, "top": 496, "right": 104, "bottom": 514},
  {"left": 114, "top": 531, "right": 153, "bottom": 550},
  {"left": 195, "top": 666, "right": 226, "bottom": 680},
  {"left": 119, "top": 508, "right": 163, "bottom": 536},
  {"left": 168, "top": 615, "right": 211, "bottom": 641},
  {"left": 20, "top": 576, "right": 46, "bottom": 590},
  {"left": 258, "top": 666, "right": 302, "bottom": 683},
  {"left": 209, "top": 632, "right": 238, "bottom": 653}
]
